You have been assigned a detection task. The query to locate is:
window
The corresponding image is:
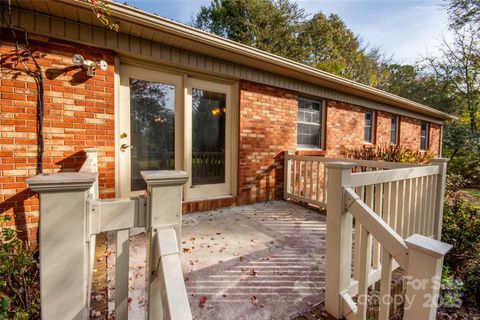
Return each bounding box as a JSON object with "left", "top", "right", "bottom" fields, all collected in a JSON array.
[
  {"left": 297, "top": 97, "right": 323, "bottom": 148},
  {"left": 390, "top": 115, "right": 399, "bottom": 144},
  {"left": 364, "top": 111, "right": 374, "bottom": 143},
  {"left": 420, "top": 122, "right": 429, "bottom": 150}
]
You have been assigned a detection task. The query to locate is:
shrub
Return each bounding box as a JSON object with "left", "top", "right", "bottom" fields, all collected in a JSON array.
[
  {"left": 342, "top": 144, "right": 435, "bottom": 164},
  {"left": 0, "top": 216, "right": 40, "bottom": 319},
  {"left": 441, "top": 198, "right": 480, "bottom": 307}
]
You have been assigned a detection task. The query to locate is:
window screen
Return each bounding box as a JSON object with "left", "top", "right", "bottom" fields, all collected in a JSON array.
[
  {"left": 297, "top": 97, "right": 322, "bottom": 148},
  {"left": 420, "top": 122, "right": 429, "bottom": 150},
  {"left": 364, "top": 111, "right": 374, "bottom": 143},
  {"left": 391, "top": 115, "right": 398, "bottom": 144}
]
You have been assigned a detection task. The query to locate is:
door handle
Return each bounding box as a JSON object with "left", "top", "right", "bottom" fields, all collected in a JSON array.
[{"left": 120, "top": 144, "right": 133, "bottom": 152}]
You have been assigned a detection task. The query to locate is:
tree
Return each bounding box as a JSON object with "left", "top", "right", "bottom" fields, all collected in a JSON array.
[
  {"left": 380, "top": 64, "right": 458, "bottom": 114},
  {"left": 423, "top": 27, "right": 480, "bottom": 133},
  {"left": 194, "top": 0, "right": 391, "bottom": 87},
  {"left": 446, "top": 0, "right": 480, "bottom": 29},
  {"left": 194, "top": 0, "right": 307, "bottom": 61}
]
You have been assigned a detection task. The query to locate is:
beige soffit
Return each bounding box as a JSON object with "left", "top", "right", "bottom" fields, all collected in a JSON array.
[{"left": 5, "top": 0, "right": 454, "bottom": 121}]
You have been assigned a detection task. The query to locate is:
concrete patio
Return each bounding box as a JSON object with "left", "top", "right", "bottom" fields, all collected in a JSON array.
[{"left": 107, "top": 201, "right": 328, "bottom": 319}]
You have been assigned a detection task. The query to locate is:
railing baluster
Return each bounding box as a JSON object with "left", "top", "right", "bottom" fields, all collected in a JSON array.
[
  {"left": 396, "top": 180, "right": 405, "bottom": 236},
  {"left": 357, "top": 226, "right": 372, "bottom": 320},
  {"left": 299, "top": 160, "right": 303, "bottom": 196},
  {"left": 378, "top": 248, "right": 393, "bottom": 320},
  {"left": 389, "top": 181, "right": 398, "bottom": 232},
  {"left": 353, "top": 185, "right": 365, "bottom": 280},
  {"left": 316, "top": 161, "right": 320, "bottom": 202},
  {"left": 115, "top": 229, "right": 130, "bottom": 320},
  {"left": 309, "top": 161, "right": 314, "bottom": 199},
  {"left": 410, "top": 178, "right": 418, "bottom": 235},
  {"left": 429, "top": 174, "right": 438, "bottom": 237},
  {"left": 293, "top": 158, "right": 297, "bottom": 196},
  {"left": 373, "top": 183, "right": 383, "bottom": 269},
  {"left": 422, "top": 176, "right": 430, "bottom": 236},
  {"left": 403, "top": 179, "right": 412, "bottom": 238},
  {"left": 303, "top": 160, "right": 307, "bottom": 197}
]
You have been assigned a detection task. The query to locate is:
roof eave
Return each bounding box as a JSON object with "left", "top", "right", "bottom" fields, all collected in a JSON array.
[{"left": 60, "top": 0, "right": 454, "bottom": 121}]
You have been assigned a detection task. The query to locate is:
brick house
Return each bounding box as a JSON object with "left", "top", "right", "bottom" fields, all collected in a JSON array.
[{"left": 0, "top": 0, "right": 452, "bottom": 245}]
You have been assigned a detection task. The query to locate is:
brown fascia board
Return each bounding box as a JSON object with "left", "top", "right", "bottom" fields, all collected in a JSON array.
[{"left": 59, "top": 0, "right": 454, "bottom": 121}]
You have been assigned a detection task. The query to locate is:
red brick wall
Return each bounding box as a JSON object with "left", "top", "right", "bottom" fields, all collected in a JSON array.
[
  {"left": 399, "top": 116, "right": 422, "bottom": 151},
  {"left": 429, "top": 123, "right": 441, "bottom": 154},
  {"left": 236, "top": 80, "right": 297, "bottom": 205},
  {"left": 376, "top": 111, "right": 392, "bottom": 146},
  {"left": 0, "top": 32, "right": 115, "bottom": 245},
  {"left": 323, "top": 100, "right": 367, "bottom": 157}
]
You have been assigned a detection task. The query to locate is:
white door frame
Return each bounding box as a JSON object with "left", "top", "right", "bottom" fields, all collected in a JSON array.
[
  {"left": 184, "top": 77, "right": 233, "bottom": 200},
  {"left": 118, "top": 64, "right": 183, "bottom": 197}
]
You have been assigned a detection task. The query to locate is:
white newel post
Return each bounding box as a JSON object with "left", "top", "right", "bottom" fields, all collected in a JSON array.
[
  {"left": 325, "top": 162, "right": 356, "bottom": 319},
  {"left": 27, "top": 172, "right": 97, "bottom": 320},
  {"left": 142, "top": 170, "right": 189, "bottom": 320},
  {"left": 283, "top": 151, "right": 292, "bottom": 200},
  {"left": 404, "top": 234, "right": 452, "bottom": 320},
  {"left": 431, "top": 158, "right": 448, "bottom": 240}
]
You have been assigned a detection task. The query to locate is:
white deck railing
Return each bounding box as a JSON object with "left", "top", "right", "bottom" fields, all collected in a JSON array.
[
  {"left": 283, "top": 152, "right": 421, "bottom": 209},
  {"left": 26, "top": 150, "right": 192, "bottom": 320},
  {"left": 322, "top": 160, "right": 451, "bottom": 320}
]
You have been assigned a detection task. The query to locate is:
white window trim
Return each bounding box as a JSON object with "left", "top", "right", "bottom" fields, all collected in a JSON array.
[
  {"left": 364, "top": 110, "right": 375, "bottom": 144},
  {"left": 420, "top": 122, "right": 429, "bottom": 151},
  {"left": 390, "top": 115, "right": 399, "bottom": 145},
  {"left": 296, "top": 97, "right": 325, "bottom": 150}
]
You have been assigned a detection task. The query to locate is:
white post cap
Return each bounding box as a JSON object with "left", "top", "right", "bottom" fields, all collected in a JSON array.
[{"left": 141, "top": 170, "right": 189, "bottom": 187}]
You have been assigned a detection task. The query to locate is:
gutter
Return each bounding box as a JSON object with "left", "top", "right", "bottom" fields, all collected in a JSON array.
[{"left": 62, "top": 0, "right": 454, "bottom": 121}]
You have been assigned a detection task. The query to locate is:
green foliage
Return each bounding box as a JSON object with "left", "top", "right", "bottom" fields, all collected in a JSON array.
[
  {"left": 194, "top": 0, "right": 307, "bottom": 61},
  {"left": 446, "top": 0, "right": 480, "bottom": 29},
  {"left": 380, "top": 64, "right": 458, "bottom": 115},
  {"left": 442, "top": 197, "right": 480, "bottom": 307},
  {"left": 193, "top": 0, "right": 390, "bottom": 87},
  {"left": 0, "top": 216, "right": 40, "bottom": 320},
  {"left": 87, "top": 0, "right": 119, "bottom": 31},
  {"left": 342, "top": 144, "right": 435, "bottom": 164},
  {"left": 440, "top": 266, "right": 464, "bottom": 309}
]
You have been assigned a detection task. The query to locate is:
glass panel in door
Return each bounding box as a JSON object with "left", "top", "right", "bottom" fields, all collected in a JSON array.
[
  {"left": 191, "top": 89, "right": 226, "bottom": 186},
  {"left": 130, "top": 79, "right": 175, "bottom": 191}
]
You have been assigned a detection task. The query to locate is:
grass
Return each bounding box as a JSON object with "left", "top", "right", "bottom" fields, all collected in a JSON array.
[{"left": 459, "top": 189, "right": 480, "bottom": 209}]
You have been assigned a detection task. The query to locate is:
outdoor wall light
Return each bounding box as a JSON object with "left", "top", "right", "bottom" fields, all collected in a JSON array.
[{"left": 72, "top": 54, "right": 108, "bottom": 77}]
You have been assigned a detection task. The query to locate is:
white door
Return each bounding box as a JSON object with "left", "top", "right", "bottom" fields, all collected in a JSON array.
[
  {"left": 118, "top": 65, "right": 183, "bottom": 197},
  {"left": 185, "top": 78, "right": 232, "bottom": 200}
]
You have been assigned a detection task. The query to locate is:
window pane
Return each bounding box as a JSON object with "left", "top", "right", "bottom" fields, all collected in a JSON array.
[
  {"left": 297, "top": 97, "right": 322, "bottom": 148},
  {"left": 130, "top": 79, "right": 175, "bottom": 191},
  {"left": 420, "top": 123, "right": 428, "bottom": 150},
  {"left": 192, "top": 89, "right": 226, "bottom": 185},
  {"left": 391, "top": 116, "right": 398, "bottom": 144},
  {"left": 364, "top": 111, "right": 373, "bottom": 143},
  {"left": 297, "top": 123, "right": 320, "bottom": 147}
]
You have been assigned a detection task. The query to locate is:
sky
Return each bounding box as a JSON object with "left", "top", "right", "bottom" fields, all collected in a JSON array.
[{"left": 122, "top": 0, "right": 452, "bottom": 64}]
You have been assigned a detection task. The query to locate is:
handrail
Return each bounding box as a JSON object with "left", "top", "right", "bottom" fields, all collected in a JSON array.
[
  {"left": 151, "top": 228, "right": 193, "bottom": 320},
  {"left": 344, "top": 187, "right": 408, "bottom": 268},
  {"left": 350, "top": 165, "right": 439, "bottom": 187}
]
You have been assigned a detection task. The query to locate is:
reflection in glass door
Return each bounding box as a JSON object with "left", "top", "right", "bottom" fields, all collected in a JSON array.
[
  {"left": 130, "top": 79, "right": 175, "bottom": 191},
  {"left": 186, "top": 78, "right": 232, "bottom": 200},
  {"left": 191, "top": 89, "right": 226, "bottom": 186}
]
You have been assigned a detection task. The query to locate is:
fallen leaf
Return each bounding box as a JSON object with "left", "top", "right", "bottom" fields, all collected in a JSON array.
[
  {"left": 239, "top": 256, "right": 245, "bottom": 262},
  {"left": 250, "top": 269, "right": 257, "bottom": 276},
  {"left": 191, "top": 236, "right": 196, "bottom": 241},
  {"left": 183, "top": 247, "right": 191, "bottom": 253},
  {"left": 250, "top": 295, "right": 257, "bottom": 305},
  {"left": 199, "top": 296, "right": 208, "bottom": 308}
]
